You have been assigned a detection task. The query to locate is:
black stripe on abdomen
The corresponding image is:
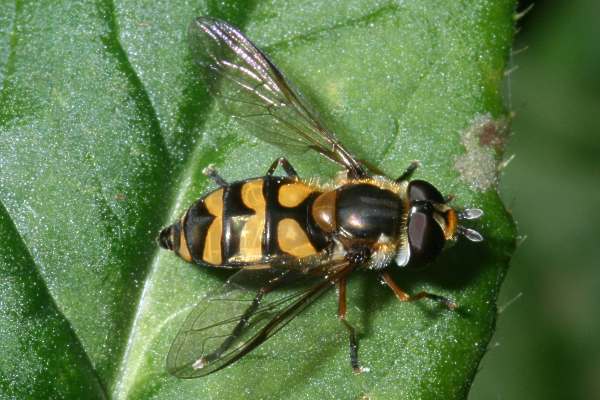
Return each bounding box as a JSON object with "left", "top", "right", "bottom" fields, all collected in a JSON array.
[
  {"left": 263, "top": 177, "right": 329, "bottom": 258},
  {"left": 221, "top": 181, "right": 254, "bottom": 263},
  {"left": 183, "top": 199, "right": 214, "bottom": 264}
]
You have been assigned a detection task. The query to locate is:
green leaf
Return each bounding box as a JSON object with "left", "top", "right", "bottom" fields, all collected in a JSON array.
[{"left": 0, "top": 1, "right": 516, "bottom": 399}]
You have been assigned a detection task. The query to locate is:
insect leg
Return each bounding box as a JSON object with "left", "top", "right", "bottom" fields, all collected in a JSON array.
[
  {"left": 266, "top": 157, "right": 298, "bottom": 178},
  {"left": 380, "top": 271, "right": 457, "bottom": 310},
  {"left": 202, "top": 164, "right": 228, "bottom": 186},
  {"left": 395, "top": 161, "right": 420, "bottom": 182},
  {"left": 337, "top": 277, "right": 364, "bottom": 373}
]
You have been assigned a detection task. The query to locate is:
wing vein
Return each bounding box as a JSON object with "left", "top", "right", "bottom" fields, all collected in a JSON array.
[{"left": 188, "top": 17, "right": 368, "bottom": 177}]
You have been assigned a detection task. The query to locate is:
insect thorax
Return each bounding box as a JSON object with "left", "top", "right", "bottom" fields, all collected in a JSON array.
[{"left": 311, "top": 178, "right": 408, "bottom": 269}]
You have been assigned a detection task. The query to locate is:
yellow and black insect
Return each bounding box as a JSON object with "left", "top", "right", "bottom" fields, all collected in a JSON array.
[{"left": 159, "top": 17, "right": 484, "bottom": 378}]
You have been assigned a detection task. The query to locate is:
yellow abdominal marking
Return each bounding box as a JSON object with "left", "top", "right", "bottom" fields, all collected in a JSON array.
[
  {"left": 178, "top": 217, "right": 192, "bottom": 262},
  {"left": 236, "top": 180, "right": 266, "bottom": 262},
  {"left": 203, "top": 189, "right": 223, "bottom": 265},
  {"left": 277, "top": 218, "right": 316, "bottom": 258},
  {"left": 278, "top": 182, "right": 315, "bottom": 207}
]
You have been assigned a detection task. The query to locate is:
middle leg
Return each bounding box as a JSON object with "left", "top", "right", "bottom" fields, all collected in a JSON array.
[{"left": 337, "top": 276, "right": 365, "bottom": 373}]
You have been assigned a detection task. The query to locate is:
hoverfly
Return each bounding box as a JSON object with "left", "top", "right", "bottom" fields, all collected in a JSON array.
[{"left": 159, "top": 17, "right": 484, "bottom": 378}]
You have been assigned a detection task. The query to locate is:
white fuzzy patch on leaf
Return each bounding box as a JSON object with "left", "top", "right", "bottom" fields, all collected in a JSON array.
[{"left": 454, "top": 114, "right": 510, "bottom": 191}]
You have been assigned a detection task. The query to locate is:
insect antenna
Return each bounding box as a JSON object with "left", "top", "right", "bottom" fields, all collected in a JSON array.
[{"left": 457, "top": 208, "right": 484, "bottom": 242}]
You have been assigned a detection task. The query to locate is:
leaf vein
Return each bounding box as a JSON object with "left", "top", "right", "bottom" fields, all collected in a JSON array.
[
  {"left": 97, "top": 0, "right": 170, "bottom": 163},
  {"left": 0, "top": 198, "right": 109, "bottom": 399},
  {"left": 266, "top": 2, "right": 400, "bottom": 51}
]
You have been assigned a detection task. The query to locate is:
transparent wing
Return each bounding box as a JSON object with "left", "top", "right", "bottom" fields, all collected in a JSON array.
[
  {"left": 188, "top": 17, "right": 367, "bottom": 178},
  {"left": 166, "top": 262, "right": 350, "bottom": 378}
]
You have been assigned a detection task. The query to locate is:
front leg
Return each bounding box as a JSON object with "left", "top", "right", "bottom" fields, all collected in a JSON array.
[
  {"left": 395, "top": 160, "right": 420, "bottom": 182},
  {"left": 380, "top": 271, "right": 457, "bottom": 310}
]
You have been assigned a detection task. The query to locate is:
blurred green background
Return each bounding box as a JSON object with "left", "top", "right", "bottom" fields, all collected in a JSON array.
[{"left": 471, "top": 0, "right": 600, "bottom": 399}]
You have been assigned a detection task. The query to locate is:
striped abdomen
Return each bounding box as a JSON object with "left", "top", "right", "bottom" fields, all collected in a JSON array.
[{"left": 159, "top": 176, "right": 330, "bottom": 267}]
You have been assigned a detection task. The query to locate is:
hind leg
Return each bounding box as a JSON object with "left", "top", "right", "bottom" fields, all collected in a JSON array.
[
  {"left": 202, "top": 164, "right": 228, "bottom": 187},
  {"left": 266, "top": 157, "right": 298, "bottom": 178}
]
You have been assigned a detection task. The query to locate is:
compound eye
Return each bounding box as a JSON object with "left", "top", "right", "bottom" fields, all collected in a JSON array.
[
  {"left": 408, "top": 210, "right": 445, "bottom": 265},
  {"left": 408, "top": 180, "right": 445, "bottom": 203}
]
